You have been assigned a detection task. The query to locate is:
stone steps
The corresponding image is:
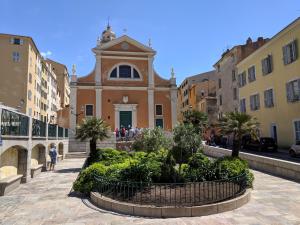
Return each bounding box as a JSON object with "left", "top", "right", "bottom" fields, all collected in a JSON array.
[{"left": 65, "top": 152, "right": 88, "bottom": 159}]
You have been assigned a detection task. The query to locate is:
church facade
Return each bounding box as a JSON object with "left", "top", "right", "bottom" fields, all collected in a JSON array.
[{"left": 69, "top": 25, "right": 177, "bottom": 134}]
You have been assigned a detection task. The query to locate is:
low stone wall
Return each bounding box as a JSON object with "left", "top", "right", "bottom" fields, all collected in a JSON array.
[
  {"left": 0, "top": 175, "right": 23, "bottom": 196},
  {"left": 30, "top": 165, "right": 43, "bottom": 178},
  {"left": 90, "top": 190, "right": 251, "bottom": 218},
  {"left": 203, "top": 145, "right": 300, "bottom": 182}
]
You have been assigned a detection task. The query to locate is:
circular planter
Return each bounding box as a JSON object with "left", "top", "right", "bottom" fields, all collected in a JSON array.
[{"left": 90, "top": 189, "right": 251, "bottom": 218}]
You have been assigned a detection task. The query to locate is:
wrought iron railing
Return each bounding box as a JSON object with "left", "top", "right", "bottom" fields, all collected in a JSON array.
[
  {"left": 1, "top": 109, "right": 29, "bottom": 136},
  {"left": 65, "top": 128, "right": 69, "bottom": 138},
  {"left": 58, "top": 126, "right": 64, "bottom": 138},
  {"left": 32, "top": 118, "right": 46, "bottom": 137},
  {"left": 48, "top": 124, "right": 57, "bottom": 138},
  {"left": 94, "top": 173, "right": 248, "bottom": 207}
]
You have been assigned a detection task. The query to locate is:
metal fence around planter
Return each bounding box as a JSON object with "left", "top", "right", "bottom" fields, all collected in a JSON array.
[
  {"left": 48, "top": 124, "right": 57, "bottom": 138},
  {"left": 1, "top": 109, "right": 29, "bottom": 136},
  {"left": 32, "top": 118, "right": 46, "bottom": 137},
  {"left": 94, "top": 173, "right": 248, "bottom": 207},
  {"left": 58, "top": 126, "right": 64, "bottom": 138}
]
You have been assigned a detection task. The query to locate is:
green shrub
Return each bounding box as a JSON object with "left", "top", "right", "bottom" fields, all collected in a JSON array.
[
  {"left": 183, "top": 152, "right": 215, "bottom": 182},
  {"left": 214, "top": 156, "right": 254, "bottom": 187},
  {"left": 131, "top": 128, "right": 172, "bottom": 153},
  {"left": 73, "top": 163, "right": 107, "bottom": 193}
]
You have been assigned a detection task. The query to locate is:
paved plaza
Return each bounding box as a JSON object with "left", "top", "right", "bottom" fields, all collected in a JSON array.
[{"left": 1, "top": 158, "right": 300, "bottom": 225}]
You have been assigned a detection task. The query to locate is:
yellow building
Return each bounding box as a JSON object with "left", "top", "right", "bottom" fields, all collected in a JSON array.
[
  {"left": 237, "top": 17, "right": 300, "bottom": 148},
  {"left": 177, "top": 70, "right": 217, "bottom": 122},
  {"left": 0, "top": 33, "right": 66, "bottom": 123}
]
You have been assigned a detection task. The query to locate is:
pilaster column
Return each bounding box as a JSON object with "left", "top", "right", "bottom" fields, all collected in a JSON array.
[
  {"left": 114, "top": 106, "right": 119, "bottom": 130},
  {"left": 148, "top": 56, "right": 154, "bottom": 88},
  {"left": 69, "top": 85, "right": 77, "bottom": 138},
  {"left": 95, "top": 55, "right": 102, "bottom": 85},
  {"left": 95, "top": 88, "right": 102, "bottom": 118},
  {"left": 170, "top": 87, "right": 178, "bottom": 129},
  {"left": 148, "top": 89, "right": 154, "bottom": 128},
  {"left": 132, "top": 107, "right": 137, "bottom": 128}
]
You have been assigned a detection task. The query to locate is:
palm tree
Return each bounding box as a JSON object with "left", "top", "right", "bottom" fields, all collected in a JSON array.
[
  {"left": 219, "top": 112, "right": 259, "bottom": 157},
  {"left": 75, "top": 117, "right": 110, "bottom": 158},
  {"left": 183, "top": 110, "right": 208, "bottom": 133}
]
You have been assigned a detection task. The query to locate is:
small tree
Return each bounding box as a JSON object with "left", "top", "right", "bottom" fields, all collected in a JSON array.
[
  {"left": 219, "top": 112, "right": 259, "bottom": 157},
  {"left": 76, "top": 118, "right": 110, "bottom": 159},
  {"left": 172, "top": 123, "right": 202, "bottom": 174},
  {"left": 132, "top": 127, "right": 171, "bottom": 153},
  {"left": 183, "top": 110, "right": 208, "bottom": 133}
]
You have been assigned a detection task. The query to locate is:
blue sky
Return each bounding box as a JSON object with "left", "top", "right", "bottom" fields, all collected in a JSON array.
[{"left": 1, "top": 0, "right": 299, "bottom": 84}]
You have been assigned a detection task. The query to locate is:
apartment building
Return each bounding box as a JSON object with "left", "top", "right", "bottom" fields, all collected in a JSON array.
[
  {"left": 177, "top": 70, "right": 217, "bottom": 122},
  {"left": 214, "top": 37, "right": 268, "bottom": 118},
  {"left": 45, "top": 59, "right": 70, "bottom": 108},
  {"left": 237, "top": 17, "right": 300, "bottom": 148},
  {"left": 0, "top": 34, "right": 62, "bottom": 123}
]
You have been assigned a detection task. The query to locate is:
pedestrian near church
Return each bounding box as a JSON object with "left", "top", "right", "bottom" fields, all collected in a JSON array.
[{"left": 49, "top": 144, "right": 57, "bottom": 171}]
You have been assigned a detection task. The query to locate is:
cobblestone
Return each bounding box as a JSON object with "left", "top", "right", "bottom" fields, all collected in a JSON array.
[{"left": 0, "top": 158, "right": 300, "bottom": 225}]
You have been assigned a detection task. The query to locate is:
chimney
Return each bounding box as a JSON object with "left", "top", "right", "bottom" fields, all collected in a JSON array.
[
  {"left": 257, "top": 37, "right": 264, "bottom": 47},
  {"left": 246, "top": 37, "right": 252, "bottom": 45}
]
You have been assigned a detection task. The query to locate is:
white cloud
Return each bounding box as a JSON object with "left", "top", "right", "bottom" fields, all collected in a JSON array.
[{"left": 41, "top": 51, "right": 52, "bottom": 58}]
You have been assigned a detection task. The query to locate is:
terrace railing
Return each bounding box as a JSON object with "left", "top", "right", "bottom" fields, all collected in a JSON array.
[
  {"left": 1, "top": 109, "right": 29, "bottom": 136},
  {"left": 94, "top": 173, "right": 248, "bottom": 207},
  {"left": 0, "top": 105, "right": 69, "bottom": 141},
  {"left": 58, "top": 126, "right": 64, "bottom": 138},
  {"left": 32, "top": 118, "right": 46, "bottom": 137},
  {"left": 48, "top": 124, "right": 57, "bottom": 138}
]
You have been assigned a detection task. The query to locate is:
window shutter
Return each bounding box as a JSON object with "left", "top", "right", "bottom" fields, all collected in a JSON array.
[
  {"left": 250, "top": 96, "right": 253, "bottom": 110},
  {"left": 292, "top": 39, "right": 298, "bottom": 61},
  {"left": 257, "top": 95, "right": 260, "bottom": 109},
  {"left": 283, "top": 46, "right": 288, "bottom": 65},
  {"left": 264, "top": 91, "right": 267, "bottom": 107},
  {"left": 268, "top": 55, "right": 273, "bottom": 73},
  {"left": 20, "top": 39, "right": 24, "bottom": 45},
  {"left": 286, "top": 82, "right": 292, "bottom": 102},
  {"left": 297, "top": 79, "right": 300, "bottom": 100}
]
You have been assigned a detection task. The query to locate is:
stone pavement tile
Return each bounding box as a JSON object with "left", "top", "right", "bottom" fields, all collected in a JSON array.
[{"left": 1, "top": 159, "right": 300, "bottom": 225}]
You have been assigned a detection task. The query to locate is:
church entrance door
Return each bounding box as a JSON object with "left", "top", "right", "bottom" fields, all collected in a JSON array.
[{"left": 119, "top": 111, "right": 132, "bottom": 129}]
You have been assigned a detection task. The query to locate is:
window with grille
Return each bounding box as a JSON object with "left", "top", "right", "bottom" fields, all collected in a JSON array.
[
  {"left": 286, "top": 79, "right": 300, "bottom": 102},
  {"left": 250, "top": 94, "right": 260, "bottom": 111},
  {"left": 85, "top": 105, "right": 94, "bottom": 116},
  {"left": 238, "top": 72, "right": 247, "bottom": 87},
  {"left": 264, "top": 89, "right": 274, "bottom": 107},
  {"left": 109, "top": 64, "right": 141, "bottom": 79},
  {"left": 155, "top": 105, "right": 163, "bottom": 116},
  {"left": 283, "top": 40, "right": 298, "bottom": 65},
  {"left": 261, "top": 55, "right": 273, "bottom": 75},
  {"left": 248, "top": 66, "right": 256, "bottom": 82},
  {"left": 240, "top": 99, "right": 246, "bottom": 113},
  {"left": 295, "top": 121, "right": 300, "bottom": 141}
]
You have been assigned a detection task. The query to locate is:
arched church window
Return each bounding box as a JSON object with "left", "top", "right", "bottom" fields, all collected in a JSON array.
[
  {"left": 119, "top": 65, "right": 131, "bottom": 78},
  {"left": 110, "top": 68, "right": 117, "bottom": 78},
  {"left": 109, "top": 64, "right": 141, "bottom": 79}
]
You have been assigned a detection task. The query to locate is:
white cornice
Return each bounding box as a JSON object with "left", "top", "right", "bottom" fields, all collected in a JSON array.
[
  {"left": 101, "top": 55, "right": 148, "bottom": 61},
  {"left": 100, "top": 35, "right": 155, "bottom": 52},
  {"left": 76, "top": 85, "right": 171, "bottom": 91}
]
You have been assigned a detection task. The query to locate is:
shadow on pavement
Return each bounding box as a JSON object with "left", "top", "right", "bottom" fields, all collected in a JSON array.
[{"left": 55, "top": 168, "right": 81, "bottom": 173}]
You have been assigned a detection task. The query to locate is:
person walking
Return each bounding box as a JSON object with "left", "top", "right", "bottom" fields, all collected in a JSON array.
[{"left": 49, "top": 144, "right": 57, "bottom": 171}]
